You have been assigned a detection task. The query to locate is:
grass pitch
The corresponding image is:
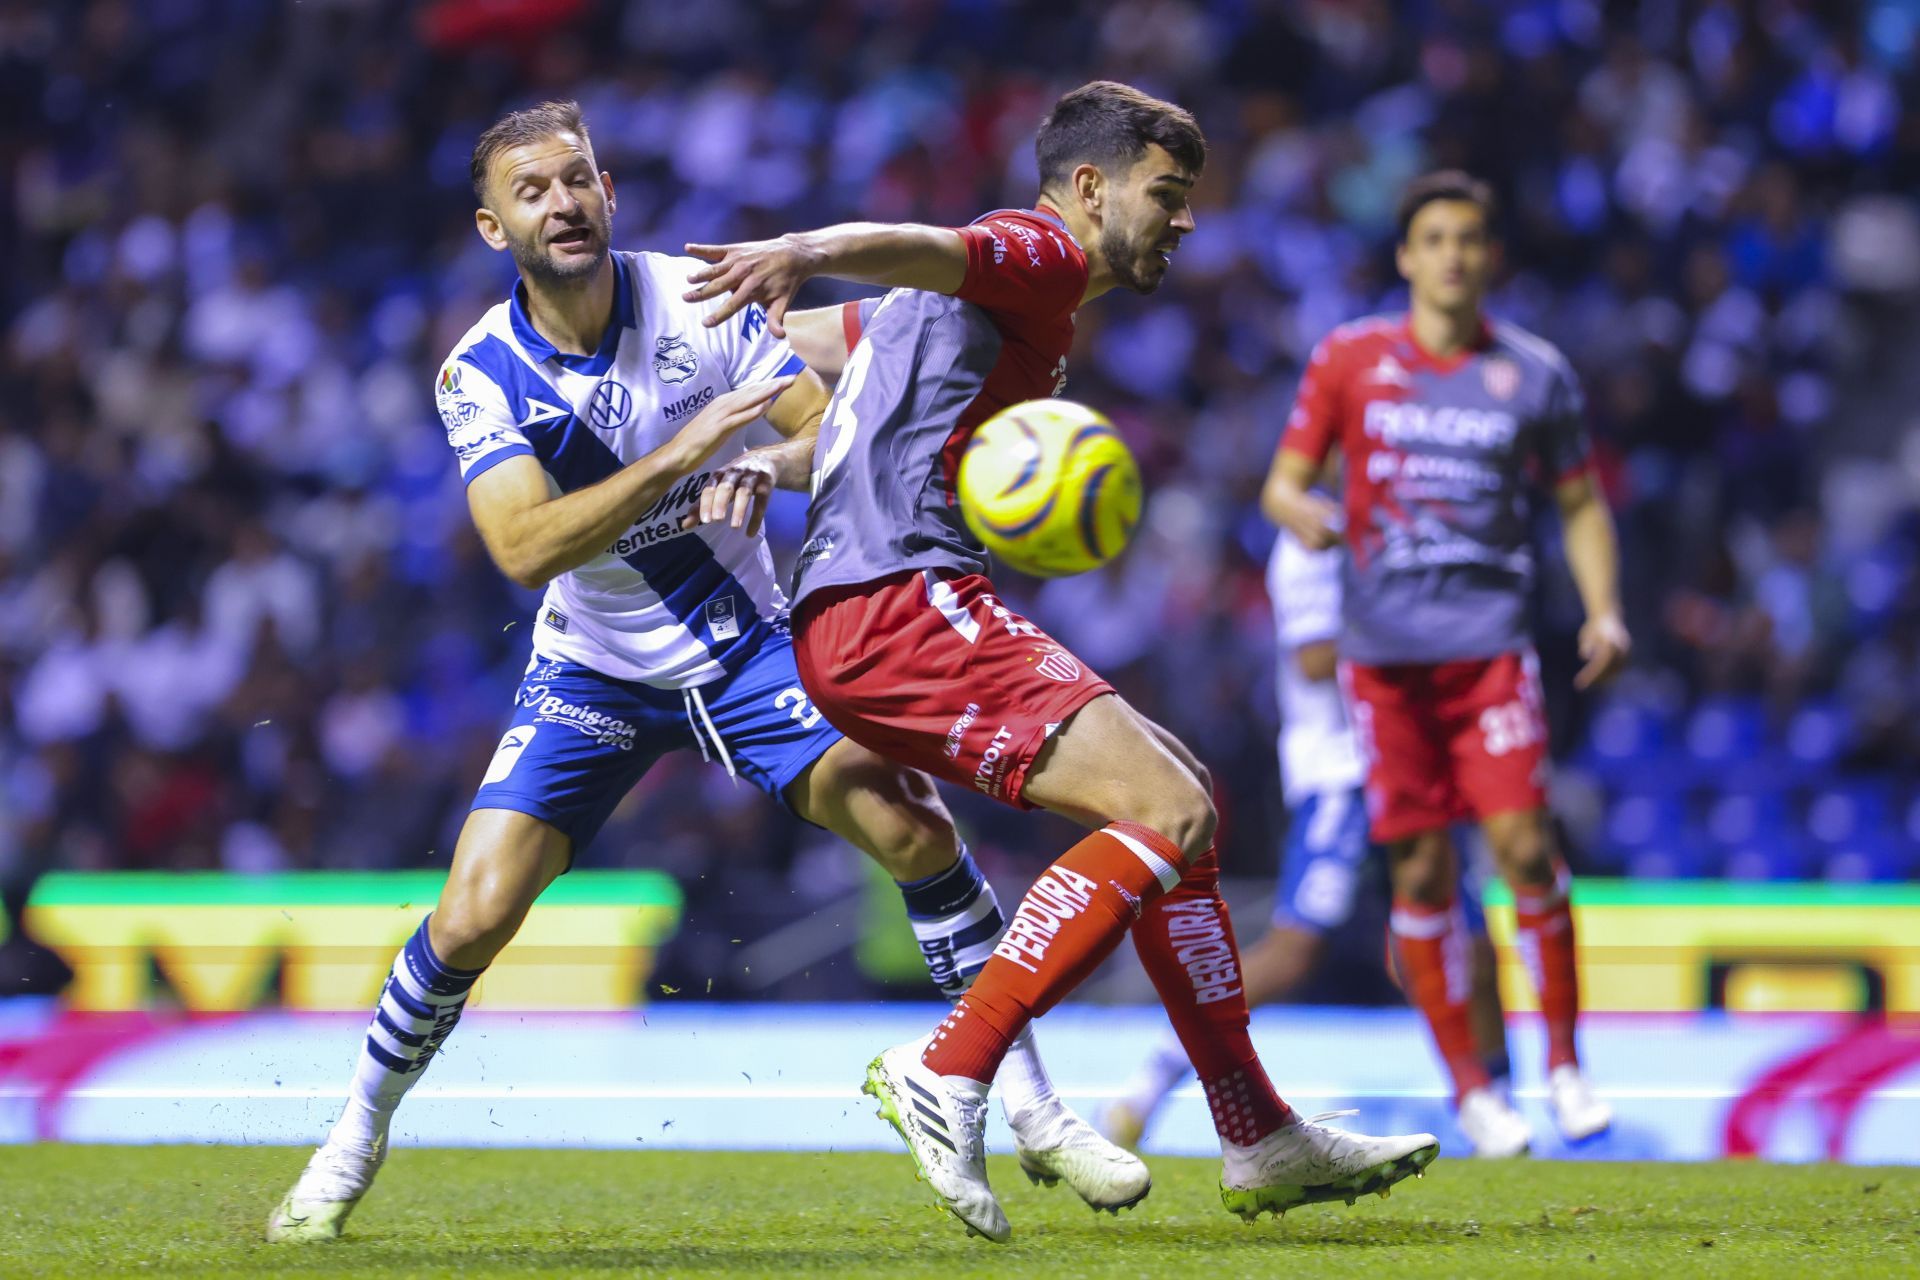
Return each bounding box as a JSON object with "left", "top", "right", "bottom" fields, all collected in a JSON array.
[{"left": 1, "top": 1146, "right": 1914, "bottom": 1278}]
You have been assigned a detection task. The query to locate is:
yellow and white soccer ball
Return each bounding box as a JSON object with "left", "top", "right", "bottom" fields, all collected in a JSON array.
[{"left": 958, "top": 399, "right": 1142, "bottom": 578}]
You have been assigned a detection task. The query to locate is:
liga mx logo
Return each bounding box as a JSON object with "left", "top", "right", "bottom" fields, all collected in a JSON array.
[{"left": 587, "top": 379, "right": 633, "bottom": 430}]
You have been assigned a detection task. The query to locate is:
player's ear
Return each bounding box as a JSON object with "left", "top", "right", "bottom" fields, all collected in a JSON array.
[
  {"left": 1393, "top": 239, "right": 1412, "bottom": 284},
  {"left": 600, "top": 170, "right": 616, "bottom": 215},
  {"left": 1072, "top": 162, "right": 1104, "bottom": 217},
  {"left": 475, "top": 206, "right": 509, "bottom": 253}
]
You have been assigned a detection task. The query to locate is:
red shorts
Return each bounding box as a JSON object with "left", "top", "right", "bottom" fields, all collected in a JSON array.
[
  {"left": 1339, "top": 649, "right": 1551, "bottom": 842},
  {"left": 793, "top": 570, "right": 1113, "bottom": 810}
]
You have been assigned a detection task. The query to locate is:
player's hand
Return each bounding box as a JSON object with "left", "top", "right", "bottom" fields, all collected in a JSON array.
[
  {"left": 1277, "top": 490, "right": 1344, "bottom": 551},
  {"left": 673, "top": 377, "right": 794, "bottom": 469},
  {"left": 1575, "top": 612, "right": 1631, "bottom": 690},
  {"left": 684, "top": 451, "right": 780, "bottom": 538},
  {"left": 683, "top": 234, "right": 821, "bottom": 337}
]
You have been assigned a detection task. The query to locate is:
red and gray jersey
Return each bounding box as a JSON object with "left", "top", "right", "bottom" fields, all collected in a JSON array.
[
  {"left": 1281, "top": 313, "right": 1592, "bottom": 666},
  {"left": 791, "top": 207, "right": 1087, "bottom": 606}
]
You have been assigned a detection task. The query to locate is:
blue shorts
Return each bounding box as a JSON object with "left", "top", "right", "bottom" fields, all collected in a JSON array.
[
  {"left": 1272, "top": 787, "right": 1372, "bottom": 933},
  {"left": 471, "top": 630, "right": 843, "bottom": 853},
  {"left": 1272, "top": 788, "right": 1489, "bottom": 935}
]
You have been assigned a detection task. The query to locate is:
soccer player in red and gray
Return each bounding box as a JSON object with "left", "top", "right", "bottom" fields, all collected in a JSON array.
[
  {"left": 1264, "top": 171, "right": 1627, "bottom": 1147},
  {"left": 686, "top": 82, "right": 1436, "bottom": 1242}
]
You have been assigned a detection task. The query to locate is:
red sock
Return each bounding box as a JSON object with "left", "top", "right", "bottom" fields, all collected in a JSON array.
[
  {"left": 1131, "top": 847, "right": 1296, "bottom": 1146},
  {"left": 922, "top": 822, "right": 1179, "bottom": 1082},
  {"left": 1390, "top": 897, "right": 1490, "bottom": 1100},
  {"left": 1513, "top": 868, "right": 1580, "bottom": 1070}
]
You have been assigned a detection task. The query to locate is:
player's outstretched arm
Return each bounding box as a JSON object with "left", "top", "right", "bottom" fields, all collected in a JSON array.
[
  {"left": 1555, "top": 471, "right": 1630, "bottom": 689},
  {"left": 466, "top": 377, "right": 793, "bottom": 588},
  {"left": 1261, "top": 447, "right": 1342, "bottom": 550},
  {"left": 683, "top": 224, "right": 966, "bottom": 336}
]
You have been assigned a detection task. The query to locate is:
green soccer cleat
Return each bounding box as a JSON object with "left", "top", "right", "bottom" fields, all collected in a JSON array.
[
  {"left": 1219, "top": 1111, "right": 1438, "bottom": 1221},
  {"left": 862, "top": 1041, "right": 1011, "bottom": 1243},
  {"left": 265, "top": 1135, "right": 386, "bottom": 1242}
]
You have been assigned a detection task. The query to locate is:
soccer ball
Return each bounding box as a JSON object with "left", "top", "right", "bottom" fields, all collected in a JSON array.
[{"left": 958, "top": 400, "right": 1142, "bottom": 578}]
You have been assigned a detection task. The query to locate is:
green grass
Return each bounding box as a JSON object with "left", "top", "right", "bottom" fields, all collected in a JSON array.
[{"left": 2, "top": 1146, "right": 1915, "bottom": 1278}]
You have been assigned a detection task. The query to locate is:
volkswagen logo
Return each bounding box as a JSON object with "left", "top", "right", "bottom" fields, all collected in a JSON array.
[{"left": 587, "top": 380, "right": 633, "bottom": 430}]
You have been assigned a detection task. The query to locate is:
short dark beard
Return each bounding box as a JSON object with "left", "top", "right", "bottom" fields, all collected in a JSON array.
[
  {"left": 1100, "top": 220, "right": 1161, "bottom": 295},
  {"left": 506, "top": 204, "right": 612, "bottom": 289}
]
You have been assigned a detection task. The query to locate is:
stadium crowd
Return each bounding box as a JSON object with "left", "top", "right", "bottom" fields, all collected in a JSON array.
[{"left": 2, "top": 1, "right": 1917, "bottom": 950}]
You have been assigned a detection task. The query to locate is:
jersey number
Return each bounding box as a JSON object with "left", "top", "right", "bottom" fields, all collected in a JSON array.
[
  {"left": 813, "top": 294, "right": 900, "bottom": 494},
  {"left": 1479, "top": 700, "right": 1542, "bottom": 757},
  {"left": 776, "top": 686, "right": 822, "bottom": 729}
]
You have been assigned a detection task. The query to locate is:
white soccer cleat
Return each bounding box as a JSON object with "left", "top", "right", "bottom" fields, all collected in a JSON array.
[
  {"left": 1548, "top": 1064, "right": 1613, "bottom": 1143},
  {"left": 862, "top": 1041, "right": 1010, "bottom": 1244},
  {"left": 265, "top": 1135, "right": 386, "bottom": 1242},
  {"left": 1220, "top": 1111, "right": 1438, "bottom": 1221},
  {"left": 1009, "top": 1101, "right": 1152, "bottom": 1213},
  {"left": 1457, "top": 1086, "right": 1532, "bottom": 1158}
]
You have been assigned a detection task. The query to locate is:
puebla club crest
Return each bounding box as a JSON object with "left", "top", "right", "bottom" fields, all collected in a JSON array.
[{"left": 653, "top": 335, "right": 700, "bottom": 385}]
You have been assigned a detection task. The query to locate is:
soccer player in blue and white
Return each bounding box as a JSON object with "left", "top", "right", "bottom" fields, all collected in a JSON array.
[{"left": 267, "top": 101, "right": 1144, "bottom": 1243}]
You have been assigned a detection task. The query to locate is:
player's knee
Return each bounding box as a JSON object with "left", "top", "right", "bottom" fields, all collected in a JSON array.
[
  {"left": 1153, "top": 775, "right": 1217, "bottom": 863},
  {"left": 434, "top": 873, "right": 532, "bottom": 965},
  {"left": 1389, "top": 833, "right": 1452, "bottom": 904},
  {"left": 1488, "top": 817, "right": 1553, "bottom": 886},
  {"left": 867, "top": 793, "right": 959, "bottom": 882},
  {"left": 827, "top": 762, "right": 959, "bottom": 882}
]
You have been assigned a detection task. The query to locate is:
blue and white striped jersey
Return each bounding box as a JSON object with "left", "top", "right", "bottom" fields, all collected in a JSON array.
[{"left": 434, "top": 250, "right": 804, "bottom": 688}]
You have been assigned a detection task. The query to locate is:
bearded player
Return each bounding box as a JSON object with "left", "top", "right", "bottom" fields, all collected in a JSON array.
[
  {"left": 265, "top": 100, "right": 1145, "bottom": 1244},
  {"left": 685, "top": 81, "right": 1437, "bottom": 1244},
  {"left": 1264, "top": 171, "right": 1624, "bottom": 1147}
]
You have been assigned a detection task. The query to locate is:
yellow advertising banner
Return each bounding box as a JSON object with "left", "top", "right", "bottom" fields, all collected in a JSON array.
[{"left": 24, "top": 871, "right": 683, "bottom": 1012}]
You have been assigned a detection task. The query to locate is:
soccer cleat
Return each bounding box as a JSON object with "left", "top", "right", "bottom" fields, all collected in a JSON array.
[
  {"left": 265, "top": 1134, "right": 386, "bottom": 1242},
  {"left": 1098, "top": 1099, "right": 1148, "bottom": 1152},
  {"left": 1457, "top": 1086, "right": 1532, "bottom": 1158},
  {"left": 1009, "top": 1101, "right": 1152, "bottom": 1213},
  {"left": 862, "top": 1041, "right": 1010, "bottom": 1244},
  {"left": 1548, "top": 1064, "right": 1613, "bottom": 1143},
  {"left": 1219, "top": 1111, "right": 1438, "bottom": 1221}
]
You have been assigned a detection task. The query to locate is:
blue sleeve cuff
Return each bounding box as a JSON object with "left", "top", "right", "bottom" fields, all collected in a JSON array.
[
  {"left": 463, "top": 444, "right": 536, "bottom": 485},
  {"left": 774, "top": 353, "right": 805, "bottom": 378}
]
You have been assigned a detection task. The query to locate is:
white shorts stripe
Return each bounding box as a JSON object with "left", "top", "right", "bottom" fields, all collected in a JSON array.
[
  {"left": 1104, "top": 826, "right": 1182, "bottom": 892},
  {"left": 923, "top": 570, "right": 981, "bottom": 644},
  {"left": 1389, "top": 908, "right": 1452, "bottom": 940}
]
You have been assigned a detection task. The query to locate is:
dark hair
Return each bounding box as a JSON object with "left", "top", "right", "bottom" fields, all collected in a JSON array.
[
  {"left": 1396, "top": 170, "right": 1497, "bottom": 242},
  {"left": 1035, "top": 81, "right": 1206, "bottom": 191},
  {"left": 470, "top": 100, "right": 591, "bottom": 206}
]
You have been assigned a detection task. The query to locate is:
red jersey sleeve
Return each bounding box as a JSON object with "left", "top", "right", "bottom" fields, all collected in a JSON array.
[
  {"left": 952, "top": 212, "right": 1088, "bottom": 322},
  {"left": 1281, "top": 334, "right": 1346, "bottom": 465}
]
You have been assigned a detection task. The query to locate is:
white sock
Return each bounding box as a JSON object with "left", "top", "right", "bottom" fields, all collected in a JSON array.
[{"left": 997, "top": 1023, "right": 1063, "bottom": 1123}]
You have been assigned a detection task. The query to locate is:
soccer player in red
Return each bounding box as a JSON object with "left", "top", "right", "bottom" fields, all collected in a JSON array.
[
  {"left": 685, "top": 82, "right": 1436, "bottom": 1243},
  {"left": 1264, "top": 171, "right": 1628, "bottom": 1147}
]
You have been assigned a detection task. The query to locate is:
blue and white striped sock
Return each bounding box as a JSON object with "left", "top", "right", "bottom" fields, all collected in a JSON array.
[
  {"left": 899, "top": 846, "right": 1006, "bottom": 999},
  {"left": 331, "top": 916, "right": 484, "bottom": 1149},
  {"left": 898, "top": 847, "right": 1060, "bottom": 1121}
]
